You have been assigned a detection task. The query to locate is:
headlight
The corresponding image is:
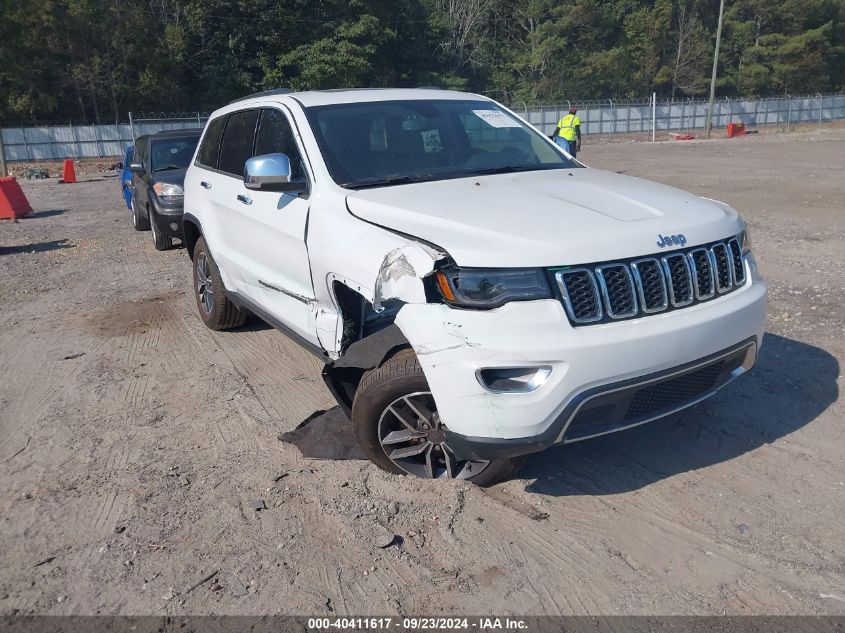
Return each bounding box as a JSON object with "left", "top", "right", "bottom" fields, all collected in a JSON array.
[
  {"left": 740, "top": 228, "right": 751, "bottom": 254},
  {"left": 153, "top": 182, "right": 184, "bottom": 201},
  {"left": 433, "top": 267, "right": 552, "bottom": 309}
]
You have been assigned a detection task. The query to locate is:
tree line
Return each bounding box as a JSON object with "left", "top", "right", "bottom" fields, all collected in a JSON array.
[{"left": 1, "top": 0, "right": 843, "bottom": 125}]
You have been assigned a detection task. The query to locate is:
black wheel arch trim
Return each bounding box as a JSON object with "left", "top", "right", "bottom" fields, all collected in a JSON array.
[
  {"left": 323, "top": 324, "right": 412, "bottom": 417},
  {"left": 182, "top": 213, "right": 204, "bottom": 259}
]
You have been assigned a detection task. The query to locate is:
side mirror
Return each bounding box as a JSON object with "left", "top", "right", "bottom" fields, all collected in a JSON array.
[
  {"left": 129, "top": 162, "right": 144, "bottom": 173},
  {"left": 244, "top": 153, "right": 303, "bottom": 192}
]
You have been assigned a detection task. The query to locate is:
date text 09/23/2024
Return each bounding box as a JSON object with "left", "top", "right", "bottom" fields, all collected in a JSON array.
[{"left": 307, "top": 617, "right": 528, "bottom": 630}]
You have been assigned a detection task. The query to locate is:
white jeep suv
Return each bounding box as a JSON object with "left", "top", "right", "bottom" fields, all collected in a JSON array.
[{"left": 183, "top": 88, "right": 767, "bottom": 485}]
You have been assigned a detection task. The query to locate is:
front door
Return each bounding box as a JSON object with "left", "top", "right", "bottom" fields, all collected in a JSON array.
[{"left": 215, "top": 106, "right": 318, "bottom": 346}]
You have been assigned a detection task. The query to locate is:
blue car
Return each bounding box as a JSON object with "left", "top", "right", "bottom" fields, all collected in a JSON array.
[{"left": 119, "top": 145, "right": 134, "bottom": 209}]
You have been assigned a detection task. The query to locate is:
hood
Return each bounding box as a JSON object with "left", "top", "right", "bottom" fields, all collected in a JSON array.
[
  {"left": 150, "top": 168, "right": 188, "bottom": 187},
  {"left": 346, "top": 169, "right": 743, "bottom": 267}
]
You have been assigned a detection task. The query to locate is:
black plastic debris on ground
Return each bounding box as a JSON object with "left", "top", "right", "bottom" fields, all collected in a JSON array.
[{"left": 278, "top": 407, "right": 365, "bottom": 461}]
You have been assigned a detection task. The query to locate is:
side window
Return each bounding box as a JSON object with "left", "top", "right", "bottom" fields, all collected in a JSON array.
[
  {"left": 135, "top": 140, "right": 147, "bottom": 168},
  {"left": 254, "top": 108, "right": 305, "bottom": 180},
  {"left": 196, "top": 116, "right": 226, "bottom": 169},
  {"left": 218, "top": 109, "right": 259, "bottom": 176}
]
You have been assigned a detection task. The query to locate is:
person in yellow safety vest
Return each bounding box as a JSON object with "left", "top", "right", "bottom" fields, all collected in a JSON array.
[{"left": 551, "top": 106, "right": 582, "bottom": 158}]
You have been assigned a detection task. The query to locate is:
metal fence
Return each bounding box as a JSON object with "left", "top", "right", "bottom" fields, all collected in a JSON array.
[
  {"left": 523, "top": 93, "right": 845, "bottom": 136},
  {"left": 3, "top": 93, "right": 845, "bottom": 162},
  {"left": 0, "top": 113, "right": 207, "bottom": 162}
]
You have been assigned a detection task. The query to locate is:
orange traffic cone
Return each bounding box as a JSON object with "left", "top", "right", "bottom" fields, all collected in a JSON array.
[
  {"left": 62, "top": 159, "right": 77, "bottom": 184},
  {"left": 0, "top": 177, "right": 33, "bottom": 219}
]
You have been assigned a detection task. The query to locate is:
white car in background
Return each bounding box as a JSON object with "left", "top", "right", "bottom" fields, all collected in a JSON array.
[{"left": 182, "top": 88, "right": 767, "bottom": 485}]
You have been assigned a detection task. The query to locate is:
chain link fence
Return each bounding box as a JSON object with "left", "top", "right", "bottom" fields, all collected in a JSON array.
[{"left": 2, "top": 93, "right": 844, "bottom": 162}]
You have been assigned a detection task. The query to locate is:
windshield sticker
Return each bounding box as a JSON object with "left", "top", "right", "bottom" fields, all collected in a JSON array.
[{"left": 472, "top": 110, "right": 521, "bottom": 128}]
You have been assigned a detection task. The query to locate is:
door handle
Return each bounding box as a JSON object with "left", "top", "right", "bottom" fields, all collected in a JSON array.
[
  {"left": 200, "top": 181, "right": 212, "bottom": 189},
  {"left": 236, "top": 194, "right": 252, "bottom": 205}
]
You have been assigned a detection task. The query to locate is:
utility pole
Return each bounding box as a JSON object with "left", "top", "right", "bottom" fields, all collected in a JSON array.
[
  {"left": 705, "top": 0, "right": 726, "bottom": 139},
  {"left": 0, "top": 127, "right": 7, "bottom": 177}
]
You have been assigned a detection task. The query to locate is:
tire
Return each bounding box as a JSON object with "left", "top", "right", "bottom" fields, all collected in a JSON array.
[
  {"left": 192, "top": 236, "right": 246, "bottom": 330},
  {"left": 352, "top": 348, "right": 525, "bottom": 485},
  {"left": 132, "top": 198, "right": 150, "bottom": 231},
  {"left": 150, "top": 208, "right": 173, "bottom": 251}
]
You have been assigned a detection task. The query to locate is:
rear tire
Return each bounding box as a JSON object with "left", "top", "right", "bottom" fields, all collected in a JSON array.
[
  {"left": 192, "top": 236, "right": 246, "bottom": 330},
  {"left": 352, "top": 348, "right": 525, "bottom": 485},
  {"left": 150, "top": 209, "right": 173, "bottom": 251},
  {"left": 132, "top": 198, "right": 150, "bottom": 231}
]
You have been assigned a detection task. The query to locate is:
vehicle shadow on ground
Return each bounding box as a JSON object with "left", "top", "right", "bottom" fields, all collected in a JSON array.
[
  {"left": 520, "top": 332, "right": 839, "bottom": 497},
  {"left": 0, "top": 239, "right": 74, "bottom": 255},
  {"left": 24, "top": 209, "right": 66, "bottom": 219},
  {"left": 232, "top": 314, "right": 273, "bottom": 332}
]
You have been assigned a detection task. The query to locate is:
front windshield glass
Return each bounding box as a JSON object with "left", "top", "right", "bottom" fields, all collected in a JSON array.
[
  {"left": 304, "top": 99, "right": 576, "bottom": 189},
  {"left": 151, "top": 137, "right": 199, "bottom": 172}
]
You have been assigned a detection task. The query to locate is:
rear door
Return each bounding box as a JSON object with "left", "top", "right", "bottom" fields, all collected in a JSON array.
[
  {"left": 184, "top": 115, "right": 234, "bottom": 283},
  {"left": 216, "top": 106, "right": 318, "bottom": 345}
]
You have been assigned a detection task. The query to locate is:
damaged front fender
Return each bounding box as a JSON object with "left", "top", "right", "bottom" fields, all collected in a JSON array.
[{"left": 372, "top": 242, "right": 446, "bottom": 311}]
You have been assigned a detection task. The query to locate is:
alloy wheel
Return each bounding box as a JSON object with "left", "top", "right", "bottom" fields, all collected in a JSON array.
[
  {"left": 195, "top": 252, "right": 214, "bottom": 314},
  {"left": 377, "top": 391, "right": 490, "bottom": 479}
]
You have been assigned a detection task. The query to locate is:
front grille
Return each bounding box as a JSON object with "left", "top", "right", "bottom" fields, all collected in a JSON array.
[{"left": 555, "top": 237, "right": 747, "bottom": 326}]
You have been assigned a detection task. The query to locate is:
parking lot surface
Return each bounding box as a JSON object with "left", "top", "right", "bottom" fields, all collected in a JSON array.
[{"left": 1, "top": 128, "right": 843, "bottom": 615}]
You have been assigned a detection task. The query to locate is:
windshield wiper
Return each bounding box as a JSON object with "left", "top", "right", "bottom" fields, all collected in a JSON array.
[
  {"left": 344, "top": 174, "right": 436, "bottom": 190},
  {"left": 460, "top": 165, "right": 553, "bottom": 177},
  {"left": 153, "top": 165, "right": 184, "bottom": 172}
]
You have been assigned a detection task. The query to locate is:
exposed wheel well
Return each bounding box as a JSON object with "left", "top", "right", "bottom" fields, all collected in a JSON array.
[{"left": 322, "top": 282, "right": 411, "bottom": 416}]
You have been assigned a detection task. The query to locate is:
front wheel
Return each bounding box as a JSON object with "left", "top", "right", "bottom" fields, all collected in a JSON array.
[
  {"left": 131, "top": 198, "right": 150, "bottom": 231},
  {"left": 150, "top": 209, "right": 173, "bottom": 251},
  {"left": 352, "top": 348, "right": 524, "bottom": 485}
]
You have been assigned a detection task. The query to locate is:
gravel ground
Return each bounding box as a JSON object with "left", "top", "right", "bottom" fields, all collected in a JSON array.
[{"left": 0, "top": 128, "right": 843, "bottom": 616}]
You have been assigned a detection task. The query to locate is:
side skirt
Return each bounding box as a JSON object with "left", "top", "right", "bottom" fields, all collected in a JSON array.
[{"left": 227, "top": 291, "right": 329, "bottom": 363}]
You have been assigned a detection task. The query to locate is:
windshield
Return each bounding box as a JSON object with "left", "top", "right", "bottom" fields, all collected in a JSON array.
[
  {"left": 304, "top": 99, "right": 576, "bottom": 189},
  {"left": 151, "top": 137, "right": 199, "bottom": 172}
]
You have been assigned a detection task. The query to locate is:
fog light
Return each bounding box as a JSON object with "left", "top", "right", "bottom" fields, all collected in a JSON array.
[
  {"left": 170, "top": 223, "right": 178, "bottom": 231},
  {"left": 476, "top": 366, "right": 551, "bottom": 393}
]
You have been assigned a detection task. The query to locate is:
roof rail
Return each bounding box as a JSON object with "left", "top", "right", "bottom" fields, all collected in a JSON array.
[
  {"left": 416, "top": 85, "right": 442, "bottom": 90},
  {"left": 229, "top": 88, "right": 293, "bottom": 104}
]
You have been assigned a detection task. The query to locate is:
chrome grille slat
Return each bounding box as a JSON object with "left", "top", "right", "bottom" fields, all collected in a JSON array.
[
  {"left": 556, "top": 237, "right": 747, "bottom": 327},
  {"left": 710, "top": 243, "right": 732, "bottom": 292},
  {"left": 728, "top": 238, "right": 746, "bottom": 286},
  {"left": 595, "top": 264, "right": 638, "bottom": 319},
  {"left": 555, "top": 268, "right": 603, "bottom": 324},
  {"left": 631, "top": 258, "right": 668, "bottom": 313},
  {"left": 662, "top": 253, "right": 694, "bottom": 307},
  {"left": 688, "top": 248, "right": 716, "bottom": 300}
]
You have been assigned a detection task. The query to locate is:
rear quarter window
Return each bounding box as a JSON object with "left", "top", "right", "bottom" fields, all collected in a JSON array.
[{"left": 196, "top": 117, "right": 226, "bottom": 169}]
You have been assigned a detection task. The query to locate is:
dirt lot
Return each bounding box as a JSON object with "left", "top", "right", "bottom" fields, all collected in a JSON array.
[{"left": 1, "top": 128, "right": 843, "bottom": 617}]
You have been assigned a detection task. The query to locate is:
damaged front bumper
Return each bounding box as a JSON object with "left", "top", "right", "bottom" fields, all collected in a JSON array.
[{"left": 394, "top": 277, "right": 768, "bottom": 460}]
